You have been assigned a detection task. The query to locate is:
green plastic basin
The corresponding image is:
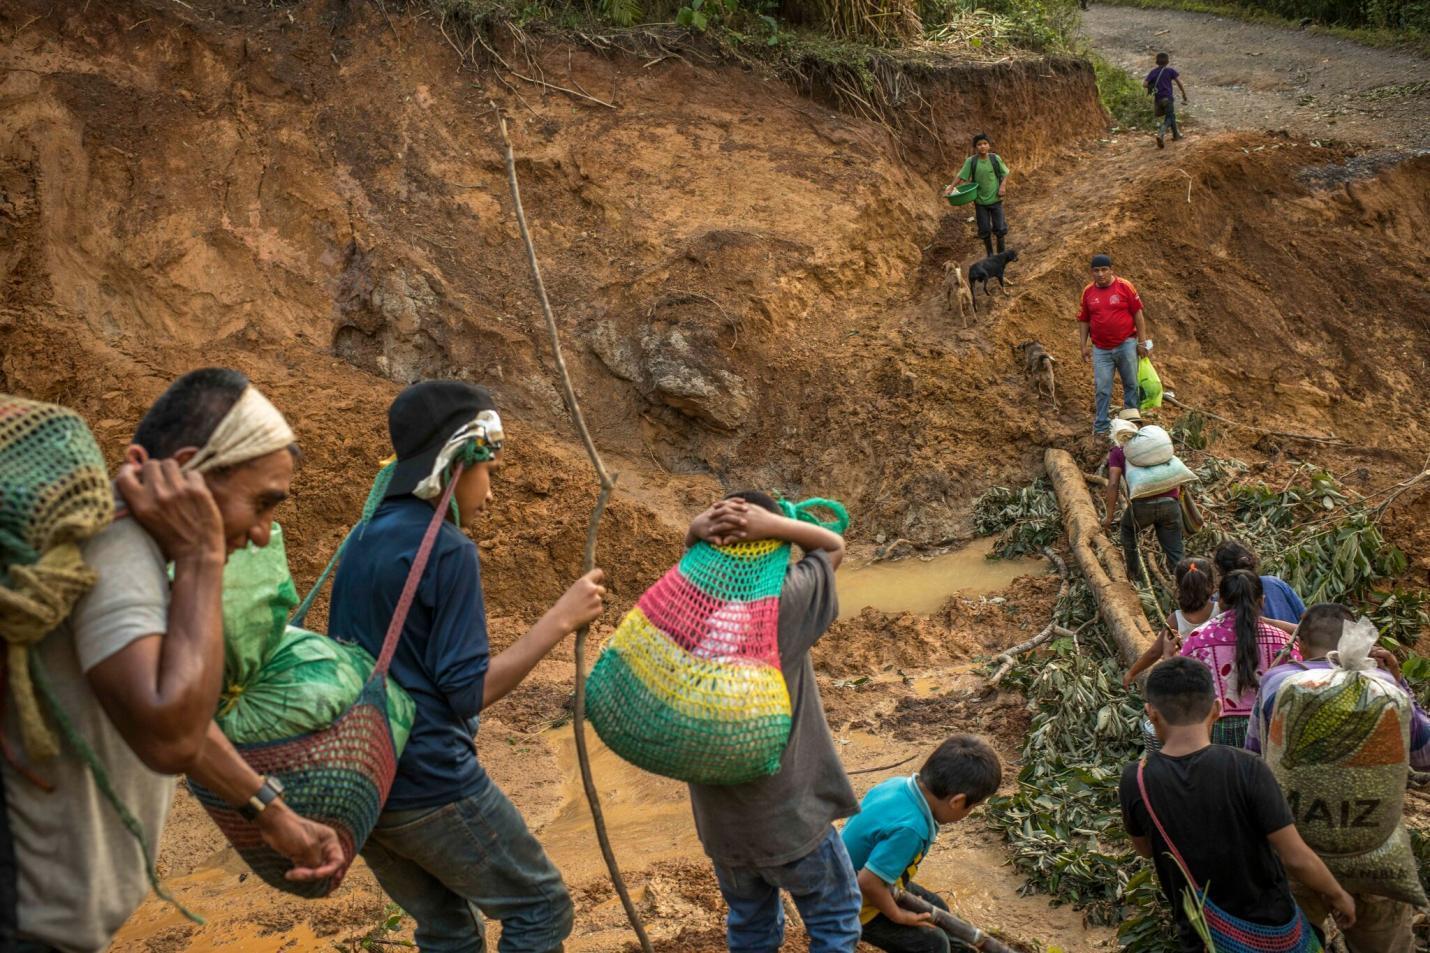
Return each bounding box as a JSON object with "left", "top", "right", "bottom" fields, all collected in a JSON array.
[{"left": 944, "top": 183, "right": 979, "bottom": 207}]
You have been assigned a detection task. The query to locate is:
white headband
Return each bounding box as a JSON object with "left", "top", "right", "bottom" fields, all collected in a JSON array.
[
  {"left": 413, "top": 410, "right": 504, "bottom": 500},
  {"left": 183, "top": 386, "right": 296, "bottom": 473}
]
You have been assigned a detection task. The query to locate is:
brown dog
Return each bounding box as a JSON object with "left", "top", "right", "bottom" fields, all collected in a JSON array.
[
  {"left": 944, "top": 262, "right": 975, "bottom": 324},
  {"left": 1013, "top": 340, "right": 1057, "bottom": 409}
]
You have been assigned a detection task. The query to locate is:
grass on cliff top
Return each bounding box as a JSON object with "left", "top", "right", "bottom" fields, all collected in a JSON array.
[{"left": 1093, "top": 0, "right": 1430, "bottom": 56}]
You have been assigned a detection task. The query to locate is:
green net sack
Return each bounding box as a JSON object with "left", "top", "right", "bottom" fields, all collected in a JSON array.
[
  {"left": 586, "top": 498, "right": 848, "bottom": 786},
  {"left": 1264, "top": 618, "right": 1426, "bottom": 906},
  {"left": 0, "top": 395, "right": 114, "bottom": 759},
  {"left": 220, "top": 524, "right": 413, "bottom": 753}
]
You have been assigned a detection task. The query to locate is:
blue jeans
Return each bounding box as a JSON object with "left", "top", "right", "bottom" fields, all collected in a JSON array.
[
  {"left": 362, "top": 779, "right": 573, "bottom": 953},
  {"left": 712, "top": 826, "right": 862, "bottom": 953},
  {"left": 1092, "top": 337, "right": 1138, "bottom": 433}
]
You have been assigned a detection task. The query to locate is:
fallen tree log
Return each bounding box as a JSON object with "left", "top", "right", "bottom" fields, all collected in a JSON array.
[{"left": 1044, "top": 448, "right": 1157, "bottom": 665}]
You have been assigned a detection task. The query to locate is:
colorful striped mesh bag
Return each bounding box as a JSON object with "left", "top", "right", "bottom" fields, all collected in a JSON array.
[
  {"left": 188, "top": 463, "right": 462, "bottom": 898},
  {"left": 586, "top": 498, "right": 848, "bottom": 786}
]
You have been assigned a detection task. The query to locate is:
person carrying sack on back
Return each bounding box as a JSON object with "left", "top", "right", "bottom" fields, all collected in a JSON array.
[
  {"left": 1246, "top": 604, "right": 1430, "bottom": 951},
  {"left": 1121, "top": 657, "right": 1355, "bottom": 953},
  {"left": 681, "top": 491, "right": 862, "bottom": 953},
  {"left": 1144, "top": 52, "right": 1188, "bottom": 149},
  {"left": 1101, "top": 407, "right": 1184, "bottom": 583},
  {"left": 945, "top": 134, "right": 1010, "bottom": 257},
  {"left": 328, "top": 380, "right": 606, "bottom": 953},
  {"left": 1, "top": 371, "right": 342, "bottom": 953}
]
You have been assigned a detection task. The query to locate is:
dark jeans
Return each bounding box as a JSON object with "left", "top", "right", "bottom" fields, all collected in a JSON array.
[
  {"left": 974, "top": 202, "right": 1007, "bottom": 254},
  {"left": 1120, "top": 496, "right": 1184, "bottom": 583},
  {"left": 361, "top": 778, "right": 573, "bottom": 953},
  {"left": 712, "top": 826, "right": 862, "bottom": 953},
  {"left": 861, "top": 882, "right": 972, "bottom": 953},
  {"left": 1156, "top": 98, "right": 1181, "bottom": 138}
]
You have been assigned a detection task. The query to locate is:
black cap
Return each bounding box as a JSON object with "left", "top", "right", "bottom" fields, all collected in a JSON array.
[
  {"left": 1091, "top": 253, "right": 1113, "bottom": 268},
  {"left": 385, "top": 381, "right": 498, "bottom": 498}
]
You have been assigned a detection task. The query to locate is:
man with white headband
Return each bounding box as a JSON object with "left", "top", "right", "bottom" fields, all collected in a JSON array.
[
  {"left": 4, "top": 368, "right": 341, "bottom": 953},
  {"left": 330, "top": 380, "right": 607, "bottom": 953}
]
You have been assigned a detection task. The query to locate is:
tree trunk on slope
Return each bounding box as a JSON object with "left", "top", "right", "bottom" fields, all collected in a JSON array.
[{"left": 1044, "top": 448, "right": 1157, "bottom": 665}]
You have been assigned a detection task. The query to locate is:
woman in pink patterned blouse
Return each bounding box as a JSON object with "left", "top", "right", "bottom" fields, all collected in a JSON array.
[{"left": 1179, "top": 569, "right": 1300, "bottom": 747}]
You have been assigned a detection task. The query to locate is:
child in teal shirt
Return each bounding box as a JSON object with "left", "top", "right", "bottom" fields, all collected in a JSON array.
[{"left": 840, "top": 735, "right": 1002, "bottom": 953}]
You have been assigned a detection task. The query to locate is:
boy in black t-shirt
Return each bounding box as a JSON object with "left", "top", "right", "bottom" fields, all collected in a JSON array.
[{"left": 1119, "top": 657, "right": 1355, "bottom": 952}]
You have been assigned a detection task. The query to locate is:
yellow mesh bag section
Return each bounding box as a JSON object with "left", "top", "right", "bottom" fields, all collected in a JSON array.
[{"left": 0, "top": 395, "right": 114, "bottom": 758}]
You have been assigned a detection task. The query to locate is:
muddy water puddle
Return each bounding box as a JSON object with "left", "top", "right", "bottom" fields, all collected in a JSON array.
[
  {"left": 838, "top": 537, "right": 1047, "bottom": 617},
  {"left": 541, "top": 725, "right": 700, "bottom": 883}
]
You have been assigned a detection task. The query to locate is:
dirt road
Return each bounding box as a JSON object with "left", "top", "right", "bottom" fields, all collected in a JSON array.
[{"left": 1083, "top": 5, "right": 1430, "bottom": 150}]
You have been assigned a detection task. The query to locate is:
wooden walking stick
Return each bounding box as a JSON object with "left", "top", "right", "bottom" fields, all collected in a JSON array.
[
  {"left": 496, "top": 108, "right": 654, "bottom": 953},
  {"left": 895, "top": 890, "right": 1019, "bottom": 953}
]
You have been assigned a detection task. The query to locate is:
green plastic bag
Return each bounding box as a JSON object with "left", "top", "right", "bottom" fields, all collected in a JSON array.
[
  {"left": 217, "top": 625, "right": 414, "bottom": 750},
  {"left": 219, "top": 524, "right": 414, "bottom": 750},
  {"left": 1137, "top": 356, "right": 1164, "bottom": 410},
  {"left": 222, "top": 524, "right": 300, "bottom": 685}
]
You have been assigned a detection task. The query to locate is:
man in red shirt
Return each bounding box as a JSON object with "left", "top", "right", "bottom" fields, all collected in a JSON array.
[{"left": 1077, "top": 253, "right": 1151, "bottom": 434}]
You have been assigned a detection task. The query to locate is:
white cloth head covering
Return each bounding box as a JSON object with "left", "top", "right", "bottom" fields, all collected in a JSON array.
[
  {"left": 1110, "top": 419, "right": 1140, "bottom": 446},
  {"left": 412, "top": 411, "right": 503, "bottom": 500},
  {"left": 182, "top": 386, "right": 295, "bottom": 473}
]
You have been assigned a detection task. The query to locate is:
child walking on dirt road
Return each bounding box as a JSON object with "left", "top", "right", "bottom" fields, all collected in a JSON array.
[
  {"left": 840, "top": 735, "right": 1003, "bottom": 953},
  {"left": 329, "top": 380, "right": 607, "bottom": 953},
  {"left": 1121, "top": 657, "right": 1355, "bottom": 952},
  {"left": 684, "top": 492, "right": 861, "bottom": 953},
  {"left": 1145, "top": 52, "right": 1188, "bottom": 149}
]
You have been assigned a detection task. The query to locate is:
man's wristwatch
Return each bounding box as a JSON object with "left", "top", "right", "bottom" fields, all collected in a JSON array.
[{"left": 239, "top": 775, "right": 285, "bottom": 821}]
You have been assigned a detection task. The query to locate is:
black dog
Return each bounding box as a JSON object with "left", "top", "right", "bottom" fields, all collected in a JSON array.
[{"left": 967, "top": 248, "right": 1019, "bottom": 299}]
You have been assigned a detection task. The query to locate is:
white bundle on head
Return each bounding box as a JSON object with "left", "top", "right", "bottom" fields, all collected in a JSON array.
[
  {"left": 1328, "top": 616, "right": 1380, "bottom": 672},
  {"left": 1110, "top": 419, "right": 1139, "bottom": 445},
  {"left": 182, "top": 386, "right": 296, "bottom": 474}
]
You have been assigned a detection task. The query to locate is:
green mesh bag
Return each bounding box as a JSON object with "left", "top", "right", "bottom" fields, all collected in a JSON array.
[
  {"left": 586, "top": 498, "right": 849, "bottom": 785},
  {"left": 219, "top": 523, "right": 413, "bottom": 751}
]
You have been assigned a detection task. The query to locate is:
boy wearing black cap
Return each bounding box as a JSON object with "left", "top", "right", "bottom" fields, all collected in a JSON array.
[
  {"left": 330, "top": 380, "right": 607, "bottom": 953},
  {"left": 1077, "top": 253, "right": 1150, "bottom": 435}
]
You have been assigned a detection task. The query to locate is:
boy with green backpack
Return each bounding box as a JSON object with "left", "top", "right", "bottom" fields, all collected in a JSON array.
[{"left": 947, "top": 134, "right": 1011, "bottom": 256}]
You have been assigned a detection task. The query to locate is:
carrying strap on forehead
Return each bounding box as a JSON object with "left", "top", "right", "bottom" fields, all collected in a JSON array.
[{"left": 183, "top": 386, "right": 295, "bottom": 474}]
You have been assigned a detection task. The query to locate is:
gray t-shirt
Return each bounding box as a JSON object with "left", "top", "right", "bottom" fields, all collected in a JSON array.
[
  {"left": 3, "top": 518, "right": 176, "bottom": 953},
  {"left": 688, "top": 549, "right": 857, "bottom": 868}
]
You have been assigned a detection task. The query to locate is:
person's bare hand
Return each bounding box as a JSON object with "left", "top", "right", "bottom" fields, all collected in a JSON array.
[
  {"left": 256, "top": 803, "right": 345, "bottom": 882},
  {"left": 724, "top": 503, "right": 785, "bottom": 543},
  {"left": 1370, "top": 647, "right": 1404, "bottom": 682},
  {"left": 1327, "top": 888, "right": 1356, "bottom": 929},
  {"left": 1081, "top": 344, "right": 1092, "bottom": 364},
  {"left": 115, "top": 459, "right": 223, "bottom": 562},
  {"left": 551, "top": 569, "right": 607, "bottom": 633},
  {"left": 892, "top": 908, "right": 935, "bottom": 928},
  {"left": 689, "top": 501, "right": 748, "bottom": 546}
]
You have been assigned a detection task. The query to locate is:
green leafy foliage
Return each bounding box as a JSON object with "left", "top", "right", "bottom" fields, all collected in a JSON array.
[
  {"left": 972, "top": 481, "right": 1062, "bottom": 557},
  {"left": 982, "top": 607, "right": 1180, "bottom": 949},
  {"left": 1090, "top": 52, "right": 1153, "bottom": 130},
  {"left": 604, "top": 0, "right": 644, "bottom": 26}
]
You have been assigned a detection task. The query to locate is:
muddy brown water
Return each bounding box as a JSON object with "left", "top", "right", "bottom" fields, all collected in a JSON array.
[{"left": 837, "top": 538, "right": 1049, "bottom": 617}]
